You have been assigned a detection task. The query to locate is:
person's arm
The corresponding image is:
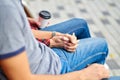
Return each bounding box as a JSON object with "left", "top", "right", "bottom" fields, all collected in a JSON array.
[
  {"left": 0, "top": 51, "right": 109, "bottom": 80},
  {"left": 28, "top": 17, "right": 40, "bottom": 28},
  {"left": 32, "top": 29, "right": 63, "bottom": 39},
  {"left": 0, "top": 51, "right": 81, "bottom": 80},
  {"left": 33, "top": 29, "right": 78, "bottom": 52},
  {"left": 32, "top": 29, "right": 65, "bottom": 47},
  {"left": 0, "top": 51, "right": 33, "bottom": 80},
  {"left": 28, "top": 17, "right": 56, "bottom": 39},
  {"left": 34, "top": 63, "right": 109, "bottom": 80},
  {"left": 28, "top": 17, "right": 62, "bottom": 39},
  {"left": 32, "top": 29, "right": 55, "bottom": 39}
]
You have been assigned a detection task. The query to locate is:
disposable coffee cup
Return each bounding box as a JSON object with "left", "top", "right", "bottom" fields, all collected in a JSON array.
[{"left": 38, "top": 10, "right": 51, "bottom": 29}]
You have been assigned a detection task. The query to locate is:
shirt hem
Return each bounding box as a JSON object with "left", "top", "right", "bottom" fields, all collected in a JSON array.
[{"left": 0, "top": 46, "right": 25, "bottom": 60}]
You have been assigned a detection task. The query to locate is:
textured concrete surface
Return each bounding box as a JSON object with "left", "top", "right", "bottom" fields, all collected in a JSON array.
[{"left": 24, "top": 0, "right": 120, "bottom": 76}]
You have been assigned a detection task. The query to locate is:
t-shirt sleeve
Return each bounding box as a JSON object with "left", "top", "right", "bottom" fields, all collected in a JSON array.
[{"left": 0, "top": 6, "right": 25, "bottom": 60}]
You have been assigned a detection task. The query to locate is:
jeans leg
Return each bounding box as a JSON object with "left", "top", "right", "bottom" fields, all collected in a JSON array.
[
  {"left": 108, "top": 76, "right": 120, "bottom": 80},
  {"left": 52, "top": 38, "right": 109, "bottom": 74},
  {"left": 41, "top": 18, "right": 91, "bottom": 39}
]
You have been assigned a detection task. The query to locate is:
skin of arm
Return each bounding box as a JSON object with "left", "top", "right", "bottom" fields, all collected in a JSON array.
[
  {"left": 28, "top": 17, "right": 78, "bottom": 51},
  {"left": 50, "top": 34, "right": 79, "bottom": 52},
  {"left": 32, "top": 29, "right": 54, "bottom": 39},
  {"left": 0, "top": 51, "right": 80, "bottom": 80},
  {"left": 32, "top": 29, "right": 79, "bottom": 52},
  {"left": 0, "top": 51, "right": 109, "bottom": 80},
  {"left": 0, "top": 51, "right": 32, "bottom": 80},
  {"left": 61, "top": 34, "right": 79, "bottom": 52},
  {"left": 32, "top": 29, "right": 63, "bottom": 39},
  {"left": 0, "top": 51, "right": 82, "bottom": 80},
  {"left": 28, "top": 17, "right": 62, "bottom": 39}
]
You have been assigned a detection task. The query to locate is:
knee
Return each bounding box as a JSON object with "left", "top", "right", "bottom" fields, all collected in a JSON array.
[
  {"left": 71, "top": 18, "right": 89, "bottom": 29},
  {"left": 97, "top": 38, "right": 109, "bottom": 55},
  {"left": 72, "top": 18, "right": 87, "bottom": 25}
]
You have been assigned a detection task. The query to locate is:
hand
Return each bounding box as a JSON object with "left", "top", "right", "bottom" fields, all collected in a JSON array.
[
  {"left": 63, "top": 40, "right": 79, "bottom": 52},
  {"left": 62, "top": 34, "right": 78, "bottom": 52},
  {"left": 50, "top": 32, "right": 68, "bottom": 48},
  {"left": 28, "top": 17, "right": 40, "bottom": 27},
  {"left": 50, "top": 33, "right": 78, "bottom": 52},
  {"left": 50, "top": 35, "right": 66, "bottom": 48},
  {"left": 79, "top": 64, "right": 110, "bottom": 80}
]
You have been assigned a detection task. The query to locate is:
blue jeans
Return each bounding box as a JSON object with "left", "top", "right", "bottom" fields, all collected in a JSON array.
[
  {"left": 41, "top": 18, "right": 108, "bottom": 74},
  {"left": 103, "top": 76, "right": 120, "bottom": 80},
  {"left": 41, "top": 18, "right": 91, "bottom": 39}
]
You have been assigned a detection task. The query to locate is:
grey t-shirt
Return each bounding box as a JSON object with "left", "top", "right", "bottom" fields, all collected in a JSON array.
[{"left": 0, "top": 0, "right": 61, "bottom": 79}]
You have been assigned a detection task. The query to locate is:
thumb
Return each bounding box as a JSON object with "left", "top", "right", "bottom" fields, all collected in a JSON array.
[{"left": 35, "top": 20, "right": 41, "bottom": 26}]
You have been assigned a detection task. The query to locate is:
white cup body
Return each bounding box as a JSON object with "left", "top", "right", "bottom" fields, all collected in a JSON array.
[{"left": 38, "top": 17, "right": 49, "bottom": 29}]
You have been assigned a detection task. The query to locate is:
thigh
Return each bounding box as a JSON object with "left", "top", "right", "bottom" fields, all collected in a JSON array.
[
  {"left": 102, "top": 76, "right": 120, "bottom": 80},
  {"left": 69, "top": 38, "right": 108, "bottom": 71},
  {"left": 41, "top": 18, "right": 91, "bottom": 39},
  {"left": 52, "top": 38, "right": 108, "bottom": 73},
  {"left": 41, "top": 18, "right": 81, "bottom": 34},
  {"left": 108, "top": 76, "right": 120, "bottom": 80}
]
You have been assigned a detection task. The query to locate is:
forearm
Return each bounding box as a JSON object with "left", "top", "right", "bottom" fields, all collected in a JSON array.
[
  {"left": 33, "top": 71, "right": 81, "bottom": 80},
  {"left": 0, "top": 51, "right": 32, "bottom": 80},
  {"left": 1, "top": 51, "right": 108, "bottom": 80},
  {"left": 32, "top": 29, "right": 53, "bottom": 39}
]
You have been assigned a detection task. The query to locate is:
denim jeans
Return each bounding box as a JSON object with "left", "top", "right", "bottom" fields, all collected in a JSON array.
[
  {"left": 102, "top": 76, "right": 120, "bottom": 80},
  {"left": 41, "top": 18, "right": 108, "bottom": 74},
  {"left": 41, "top": 18, "right": 91, "bottom": 39}
]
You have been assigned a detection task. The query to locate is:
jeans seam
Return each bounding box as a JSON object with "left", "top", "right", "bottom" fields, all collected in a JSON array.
[
  {"left": 67, "top": 25, "right": 84, "bottom": 34},
  {"left": 72, "top": 52, "right": 106, "bottom": 70}
]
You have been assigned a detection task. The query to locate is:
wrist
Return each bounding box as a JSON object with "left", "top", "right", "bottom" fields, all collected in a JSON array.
[
  {"left": 50, "top": 39, "right": 54, "bottom": 48},
  {"left": 56, "top": 32, "right": 63, "bottom": 36},
  {"left": 51, "top": 31, "right": 56, "bottom": 39},
  {"left": 77, "top": 69, "right": 88, "bottom": 80}
]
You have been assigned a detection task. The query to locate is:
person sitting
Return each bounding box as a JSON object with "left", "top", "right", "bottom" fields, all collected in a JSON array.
[{"left": 0, "top": 0, "right": 109, "bottom": 80}]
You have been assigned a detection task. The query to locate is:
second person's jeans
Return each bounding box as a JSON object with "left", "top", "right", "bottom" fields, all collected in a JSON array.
[
  {"left": 41, "top": 18, "right": 91, "bottom": 39},
  {"left": 41, "top": 18, "right": 109, "bottom": 74}
]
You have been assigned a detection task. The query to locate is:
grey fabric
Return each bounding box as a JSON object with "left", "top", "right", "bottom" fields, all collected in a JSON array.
[
  {"left": 0, "top": 0, "right": 25, "bottom": 56},
  {"left": 0, "top": 0, "right": 61, "bottom": 79}
]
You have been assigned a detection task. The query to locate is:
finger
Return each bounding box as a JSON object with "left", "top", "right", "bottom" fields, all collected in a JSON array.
[
  {"left": 95, "top": 65, "right": 110, "bottom": 79},
  {"left": 64, "top": 42, "right": 75, "bottom": 46},
  {"left": 66, "top": 49, "right": 76, "bottom": 52},
  {"left": 60, "top": 36, "right": 69, "bottom": 42},
  {"left": 71, "top": 33, "right": 77, "bottom": 44},
  {"left": 102, "top": 68, "right": 110, "bottom": 78},
  {"left": 64, "top": 41, "right": 78, "bottom": 47},
  {"left": 64, "top": 40, "right": 79, "bottom": 46},
  {"left": 63, "top": 34, "right": 77, "bottom": 44},
  {"left": 33, "top": 19, "right": 41, "bottom": 26},
  {"left": 54, "top": 36, "right": 64, "bottom": 43},
  {"left": 60, "top": 34, "right": 78, "bottom": 44},
  {"left": 65, "top": 48, "right": 76, "bottom": 52},
  {"left": 64, "top": 44, "right": 78, "bottom": 52},
  {"left": 65, "top": 44, "right": 77, "bottom": 49}
]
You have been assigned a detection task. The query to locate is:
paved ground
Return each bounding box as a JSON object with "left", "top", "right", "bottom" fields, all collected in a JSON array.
[{"left": 24, "top": 0, "right": 120, "bottom": 76}]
